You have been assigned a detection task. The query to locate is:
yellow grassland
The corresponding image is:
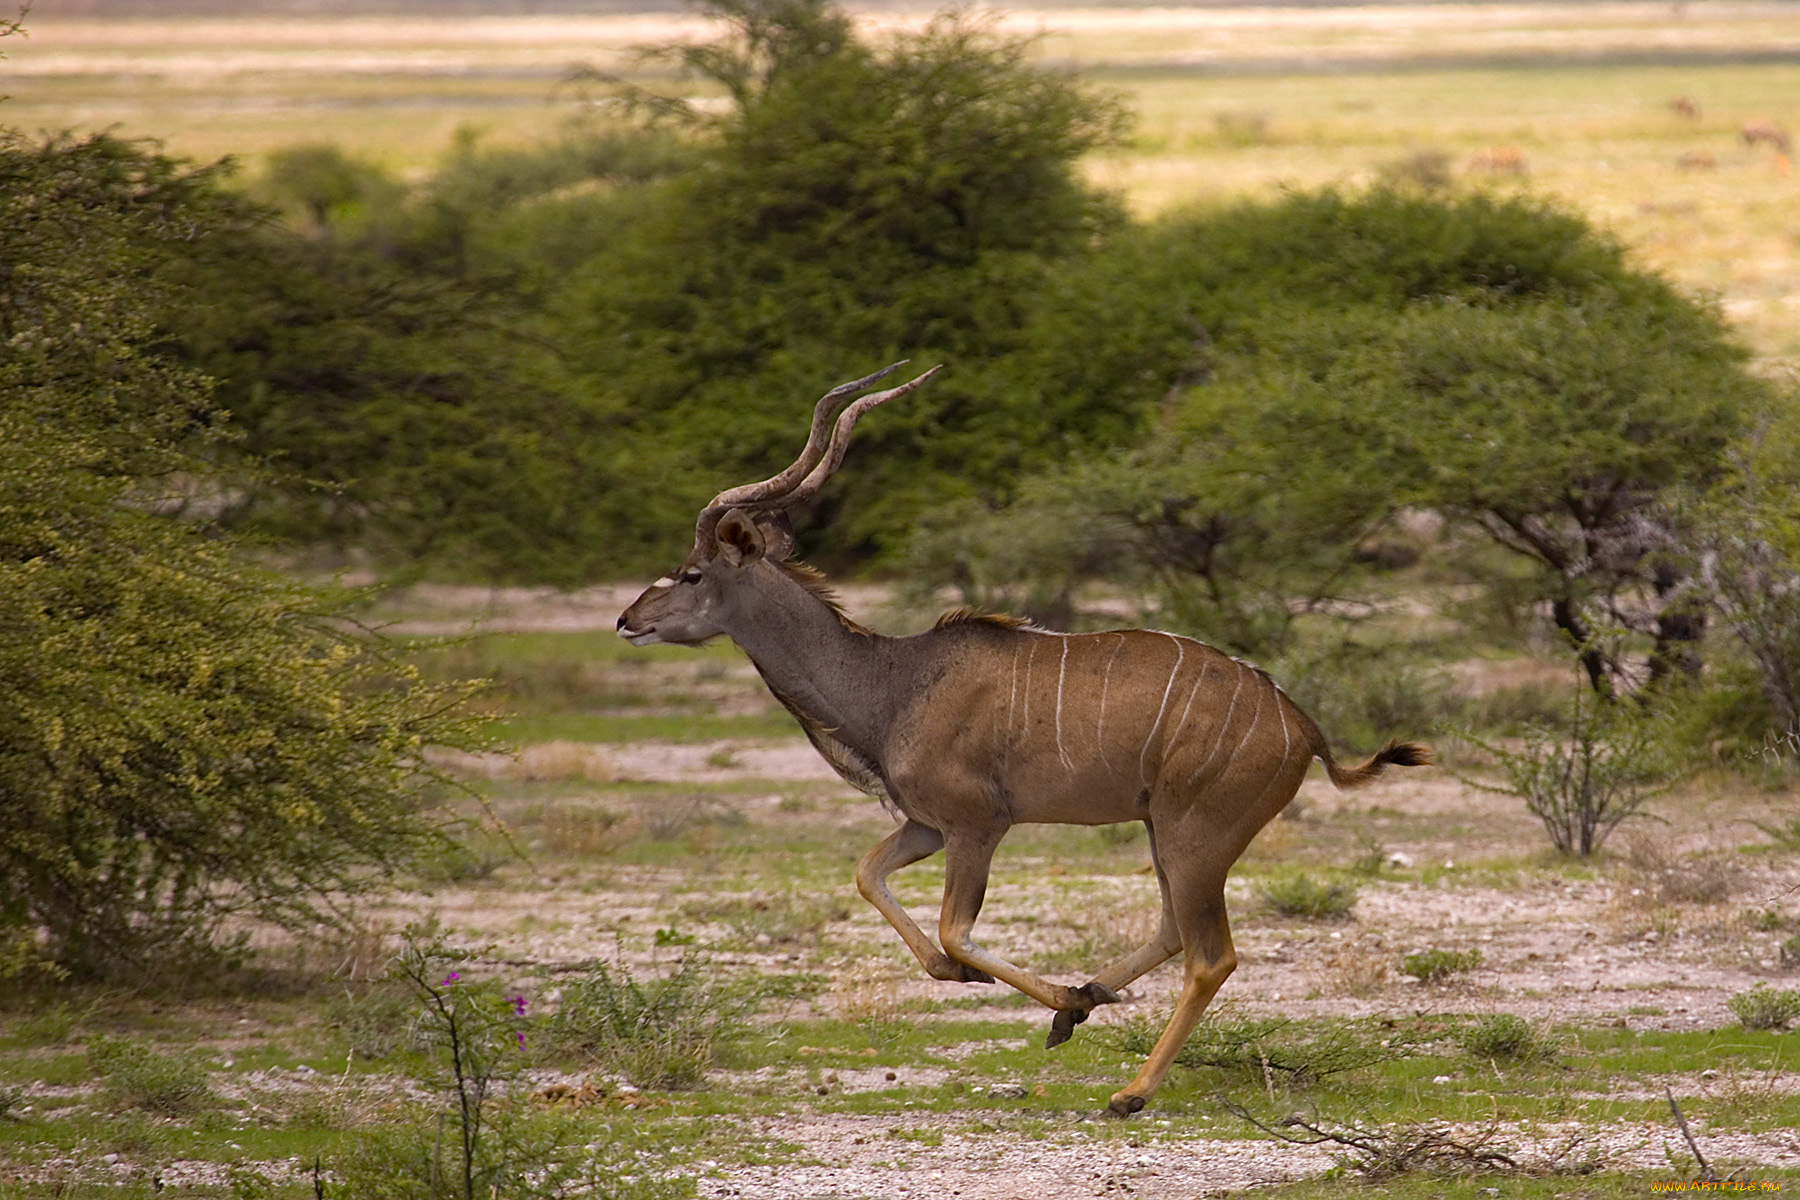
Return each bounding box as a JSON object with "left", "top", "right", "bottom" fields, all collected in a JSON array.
[{"left": 7, "top": 2, "right": 1799, "bottom": 354}]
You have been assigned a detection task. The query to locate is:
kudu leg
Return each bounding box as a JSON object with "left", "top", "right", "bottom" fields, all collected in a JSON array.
[
  {"left": 937, "top": 829, "right": 1099, "bottom": 1015},
  {"left": 1108, "top": 881, "right": 1236, "bottom": 1118},
  {"left": 855, "top": 819, "right": 993, "bottom": 984},
  {"left": 1048, "top": 825, "right": 1177, "bottom": 1049},
  {"left": 1089, "top": 823, "right": 1181, "bottom": 994}
]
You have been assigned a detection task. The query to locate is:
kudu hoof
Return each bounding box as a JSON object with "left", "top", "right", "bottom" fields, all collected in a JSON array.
[
  {"left": 1076, "top": 982, "right": 1122, "bottom": 1007},
  {"left": 1044, "top": 982, "right": 1120, "bottom": 1049},
  {"left": 1106, "top": 1093, "right": 1147, "bottom": 1119},
  {"left": 1044, "top": 1005, "right": 1088, "bottom": 1049}
]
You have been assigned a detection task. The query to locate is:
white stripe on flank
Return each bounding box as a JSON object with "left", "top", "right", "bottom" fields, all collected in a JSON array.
[
  {"left": 1170, "top": 660, "right": 1209, "bottom": 753},
  {"left": 1005, "top": 644, "right": 1022, "bottom": 765},
  {"left": 1021, "top": 638, "right": 1036, "bottom": 738},
  {"left": 1097, "top": 634, "right": 1124, "bottom": 773},
  {"left": 1054, "top": 638, "right": 1072, "bottom": 771},
  {"left": 1226, "top": 665, "right": 1267, "bottom": 772},
  {"left": 1190, "top": 668, "right": 1246, "bottom": 786},
  {"left": 1140, "top": 634, "right": 1185, "bottom": 786},
  {"left": 1272, "top": 677, "right": 1292, "bottom": 767}
]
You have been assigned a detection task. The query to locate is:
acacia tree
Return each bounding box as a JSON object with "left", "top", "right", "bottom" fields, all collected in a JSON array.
[
  {"left": 1380, "top": 295, "right": 1756, "bottom": 692},
  {"left": 0, "top": 132, "right": 483, "bottom": 980},
  {"left": 904, "top": 189, "right": 1765, "bottom": 695}
]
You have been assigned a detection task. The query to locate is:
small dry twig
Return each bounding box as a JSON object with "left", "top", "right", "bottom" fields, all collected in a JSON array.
[
  {"left": 1666, "top": 1085, "right": 1717, "bottom": 1183},
  {"left": 1222, "top": 1100, "right": 1518, "bottom": 1181}
]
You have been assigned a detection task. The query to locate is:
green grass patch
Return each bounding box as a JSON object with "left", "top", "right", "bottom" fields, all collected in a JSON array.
[
  {"left": 1257, "top": 873, "right": 1359, "bottom": 920},
  {"left": 86, "top": 1035, "right": 213, "bottom": 1117},
  {"left": 1401, "top": 947, "right": 1483, "bottom": 982}
]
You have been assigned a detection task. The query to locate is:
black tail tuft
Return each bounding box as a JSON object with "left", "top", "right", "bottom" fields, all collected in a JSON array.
[{"left": 1378, "top": 741, "right": 1433, "bottom": 769}]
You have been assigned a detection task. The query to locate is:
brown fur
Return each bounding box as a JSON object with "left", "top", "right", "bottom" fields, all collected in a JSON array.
[{"left": 774, "top": 559, "right": 869, "bottom": 634}]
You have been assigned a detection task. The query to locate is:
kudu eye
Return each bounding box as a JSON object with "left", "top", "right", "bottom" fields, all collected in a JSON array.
[{"left": 679, "top": 569, "right": 704, "bottom": 584}]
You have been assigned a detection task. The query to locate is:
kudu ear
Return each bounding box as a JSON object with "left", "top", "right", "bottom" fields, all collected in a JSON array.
[
  {"left": 714, "top": 509, "right": 767, "bottom": 568},
  {"left": 752, "top": 512, "right": 797, "bottom": 562}
]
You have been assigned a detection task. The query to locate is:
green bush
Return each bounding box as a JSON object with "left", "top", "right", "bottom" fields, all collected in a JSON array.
[
  {"left": 556, "top": 0, "right": 1136, "bottom": 567},
  {"left": 87, "top": 1036, "right": 213, "bottom": 1116},
  {"left": 0, "top": 131, "right": 486, "bottom": 979},
  {"left": 1457, "top": 1014, "right": 1554, "bottom": 1061},
  {"left": 1401, "top": 948, "right": 1483, "bottom": 983},
  {"left": 549, "top": 955, "right": 750, "bottom": 1090},
  {"left": 1728, "top": 984, "right": 1800, "bottom": 1031},
  {"left": 1258, "top": 875, "right": 1359, "bottom": 920}
]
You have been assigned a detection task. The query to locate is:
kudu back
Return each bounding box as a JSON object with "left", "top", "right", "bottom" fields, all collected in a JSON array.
[{"left": 617, "top": 364, "right": 1430, "bottom": 1116}]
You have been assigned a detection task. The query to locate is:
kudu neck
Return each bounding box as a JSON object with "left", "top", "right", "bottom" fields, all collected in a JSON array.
[{"left": 722, "top": 563, "right": 893, "bottom": 750}]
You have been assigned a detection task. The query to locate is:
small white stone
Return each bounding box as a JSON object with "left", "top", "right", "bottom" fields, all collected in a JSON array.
[{"left": 1433, "top": 1075, "right": 1452, "bottom": 1084}]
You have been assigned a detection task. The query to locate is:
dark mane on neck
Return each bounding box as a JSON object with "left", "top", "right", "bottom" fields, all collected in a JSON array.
[
  {"left": 934, "top": 607, "right": 1039, "bottom": 631},
  {"left": 774, "top": 558, "right": 869, "bottom": 634}
]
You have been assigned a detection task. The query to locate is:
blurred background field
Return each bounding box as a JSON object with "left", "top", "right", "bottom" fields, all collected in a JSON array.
[
  {"left": 10, "top": 4, "right": 1800, "bottom": 1193},
  {"left": 11, "top": 2, "right": 1800, "bottom": 354}
]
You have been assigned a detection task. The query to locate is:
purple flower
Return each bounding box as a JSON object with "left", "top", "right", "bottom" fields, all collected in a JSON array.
[
  {"left": 439, "top": 972, "right": 461, "bottom": 986},
  {"left": 515, "top": 1031, "right": 527, "bottom": 1050},
  {"left": 508, "top": 994, "right": 529, "bottom": 1017}
]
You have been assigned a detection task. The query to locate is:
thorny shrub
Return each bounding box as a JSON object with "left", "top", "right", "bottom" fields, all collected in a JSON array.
[
  {"left": 1454, "top": 656, "right": 1679, "bottom": 856},
  {"left": 87, "top": 1036, "right": 213, "bottom": 1117}
]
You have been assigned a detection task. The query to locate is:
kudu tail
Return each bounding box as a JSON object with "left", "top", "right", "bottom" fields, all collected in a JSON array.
[{"left": 1321, "top": 739, "right": 1432, "bottom": 791}]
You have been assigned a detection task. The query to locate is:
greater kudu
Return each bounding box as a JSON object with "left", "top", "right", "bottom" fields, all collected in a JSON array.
[{"left": 617, "top": 364, "right": 1430, "bottom": 1116}]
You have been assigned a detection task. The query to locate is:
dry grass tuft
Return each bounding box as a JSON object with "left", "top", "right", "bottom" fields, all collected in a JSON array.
[
  {"left": 833, "top": 960, "right": 903, "bottom": 1025},
  {"left": 509, "top": 741, "right": 617, "bottom": 783},
  {"left": 1315, "top": 936, "right": 1392, "bottom": 998},
  {"left": 1624, "top": 838, "right": 1735, "bottom": 906},
  {"left": 541, "top": 803, "right": 635, "bottom": 857}
]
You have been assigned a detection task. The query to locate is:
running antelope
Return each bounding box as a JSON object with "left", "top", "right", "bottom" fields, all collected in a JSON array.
[{"left": 616, "top": 365, "right": 1430, "bottom": 1116}]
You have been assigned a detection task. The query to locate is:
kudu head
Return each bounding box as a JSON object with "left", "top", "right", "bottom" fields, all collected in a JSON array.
[{"left": 616, "top": 363, "right": 939, "bottom": 647}]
